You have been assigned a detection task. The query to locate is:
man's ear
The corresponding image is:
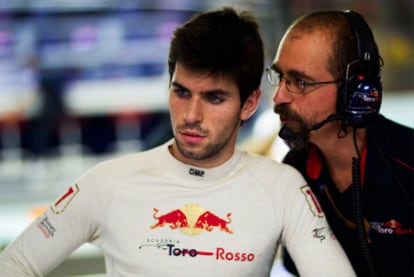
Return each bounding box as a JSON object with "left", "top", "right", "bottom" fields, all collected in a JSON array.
[{"left": 241, "top": 88, "right": 261, "bottom": 121}]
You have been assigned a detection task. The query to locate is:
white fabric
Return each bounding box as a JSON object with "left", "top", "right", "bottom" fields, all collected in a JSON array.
[{"left": 0, "top": 140, "right": 355, "bottom": 276}]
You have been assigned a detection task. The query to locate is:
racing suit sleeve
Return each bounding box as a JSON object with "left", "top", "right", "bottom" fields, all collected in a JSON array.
[
  {"left": 0, "top": 162, "right": 112, "bottom": 276},
  {"left": 277, "top": 170, "right": 356, "bottom": 276}
]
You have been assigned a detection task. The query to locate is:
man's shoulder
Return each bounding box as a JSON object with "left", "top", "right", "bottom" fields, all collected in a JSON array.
[
  {"left": 86, "top": 143, "right": 167, "bottom": 176},
  {"left": 238, "top": 149, "right": 306, "bottom": 181},
  {"left": 371, "top": 115, "right": 414, "bottom": 159},
  {"left": 239, "top": 149, "right": 292, "bottom": 168},
  {"left": 374, "top": 115, "right": 414, "bottom": 138},
  {"left": 283, "top": 148, "right": 308, "bottom": 169}
]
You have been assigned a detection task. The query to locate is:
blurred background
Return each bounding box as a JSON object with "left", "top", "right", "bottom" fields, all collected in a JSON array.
[{"left": 0, "top": 0, "right": 412, "bottom": 276}]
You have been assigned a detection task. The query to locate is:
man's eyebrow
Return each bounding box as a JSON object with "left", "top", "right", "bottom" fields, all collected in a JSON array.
[
  {"left": 203, "top": 89, "right": 230, "bottom": 96},
  {"left": 171, "top": 81, "right": 188, "bottom": 91},
  {"left": 289, "top": 69, "right": 316, "bottom": 81},
  {"left": 171, "top": 81, "right": 231, "bottom": 96},
  {"left": 271, "top": 64, "right": 315, "bottom": 81}
]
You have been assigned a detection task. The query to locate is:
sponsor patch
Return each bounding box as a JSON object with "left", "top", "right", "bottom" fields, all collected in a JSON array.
[
  {"left": 189, "top": 168, "right": 205, "bottom": 177},
  {"left": 37, "top": 215, "right": 56, "bottom": 238},
  {"left": 301, "top": 185, "right": 324, "bottom": 218},
  {"left": 51, "top": 184, "right": 79, "bottom": 214},
  {"left": 313, "top": 227, "right": 326, "bottom": 242}
]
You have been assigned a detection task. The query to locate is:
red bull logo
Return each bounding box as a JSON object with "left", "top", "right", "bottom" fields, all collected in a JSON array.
[
  {"left": 384, "top": 219, "right": 401, "bottom": 229},
  {"left": 150, "top": 204, "right": 233, "bottom": 235},
  {"left": 142, "top": 205, "right": 260, "bottom": 263},
  {"left": 194, "top": 211, "right": 233, "bottom": 234},
  {"left": 150, "top": 208, "right": 189, "bottom": 229}
]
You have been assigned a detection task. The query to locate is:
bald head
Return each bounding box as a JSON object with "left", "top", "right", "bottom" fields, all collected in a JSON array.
[{"left": 283, "top": 11, "right": 357, "bottom": 80}]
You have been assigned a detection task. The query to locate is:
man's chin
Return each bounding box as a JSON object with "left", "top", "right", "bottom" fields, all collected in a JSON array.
[{"left": 284, "top": 130, "right": 309, "bottom": 151}]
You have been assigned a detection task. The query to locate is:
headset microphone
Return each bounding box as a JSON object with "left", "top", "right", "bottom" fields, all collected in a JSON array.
[{"left": 309, "top": 114, "right": 342, "bottom": 131}]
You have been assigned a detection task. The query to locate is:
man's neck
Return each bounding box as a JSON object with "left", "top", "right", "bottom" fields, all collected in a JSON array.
[{"left": 313, "top": 128, "right": 367, "bottom": 193}]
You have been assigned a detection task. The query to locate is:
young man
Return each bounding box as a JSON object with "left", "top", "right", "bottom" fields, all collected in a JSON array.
[
  {"left": 268, "top": 10, "right": 414, "bottom": 277},
  {"left": 0, "top": 8, "right": 355, "bottom": 276}
]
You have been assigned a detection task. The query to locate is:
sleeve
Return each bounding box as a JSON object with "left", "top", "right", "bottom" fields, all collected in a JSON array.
[
  {"left": 277, "top": 168, "right": 356, "bottom": 277},
  {"left": 0, "top": 162, "right": 113, "bottom": 276}
]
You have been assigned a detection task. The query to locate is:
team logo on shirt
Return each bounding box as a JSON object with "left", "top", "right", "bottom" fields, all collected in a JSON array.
[
  {"left": 138, "top": 241, "right": 256, "bottom": 262},
  {"left": 300, "top": 185, "right": 324, "bottom": 218},
  {"left": 51, "top": 184, "right": 79, "bottom": 214},
  {"left": 144, "top": 204, "right": 254, "bottom": 262},
  {"left": 371, "top": 219, "right": 414, "bottom": 235},
  {"left": 150, "top": 204, "right": 233, "bottom": 235}
]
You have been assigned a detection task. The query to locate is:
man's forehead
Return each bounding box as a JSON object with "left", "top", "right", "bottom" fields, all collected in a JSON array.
[{"left": 274, "top": 32, "right": 334, "bottom": 78}]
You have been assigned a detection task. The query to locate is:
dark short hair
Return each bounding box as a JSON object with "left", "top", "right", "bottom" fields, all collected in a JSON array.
[{"left": 168, "top": 7, "right": 264, "bottom": 106}]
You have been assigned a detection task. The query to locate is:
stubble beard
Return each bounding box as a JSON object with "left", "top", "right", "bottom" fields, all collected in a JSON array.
[
  {"left": 174, "top": 122, "right": 236, "bottom": 162},
  {"left": 274, "top": 104, "right": 310, "bottom": 151}
]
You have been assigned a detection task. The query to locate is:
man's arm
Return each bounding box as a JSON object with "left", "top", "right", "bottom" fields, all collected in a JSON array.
[
  {"left": 0, "top": 179, "right": 102, "bottom": 276},
  {"left": 279, "top": 178, "right": 355, "bottom": 276}
]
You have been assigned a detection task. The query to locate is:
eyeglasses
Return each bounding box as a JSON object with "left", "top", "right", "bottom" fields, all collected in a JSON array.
[{"left": 265, "top": 67, "right": 343, "bottom": 94}]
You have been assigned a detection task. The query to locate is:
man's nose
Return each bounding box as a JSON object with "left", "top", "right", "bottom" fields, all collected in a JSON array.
[
  {"left": 184, "top": 99, "right": 203, "bottom": 123},
  {"left": 273, "top": 80, "right": 293, "bottom": 105}
]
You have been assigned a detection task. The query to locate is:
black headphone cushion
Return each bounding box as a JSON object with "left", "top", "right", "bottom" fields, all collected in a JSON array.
[{"left": 343, "top": 71, "right": 382, "bottom": 127}]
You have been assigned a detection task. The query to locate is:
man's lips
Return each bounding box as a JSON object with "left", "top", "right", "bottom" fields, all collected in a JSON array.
[
  {"left": 279, "top": 116, "right": 292, "bottom": 125},
  {"left": 180, "top": 131, "right": 205, "bottom": 144}
]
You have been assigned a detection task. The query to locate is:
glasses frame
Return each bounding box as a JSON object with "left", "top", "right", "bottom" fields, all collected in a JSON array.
[{"left": 265, "top": 67, "right": 343, "bottom": 94}]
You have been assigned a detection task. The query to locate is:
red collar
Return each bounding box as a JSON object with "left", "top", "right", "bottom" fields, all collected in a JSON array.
[
  {"left": 306, "top": 143, "right": 367, "bottom": 186},
  {"left": 306, "top": 144, "right": 323, "bottom": 180}
]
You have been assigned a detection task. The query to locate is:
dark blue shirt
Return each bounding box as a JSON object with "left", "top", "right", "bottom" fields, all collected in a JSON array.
[{"left": 283, "top": 115, "right": 414, "bottom": 277}]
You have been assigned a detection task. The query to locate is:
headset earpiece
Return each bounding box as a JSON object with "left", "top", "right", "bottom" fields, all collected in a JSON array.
[
  {"left": 343, "top": 70, "right": 382, "bottom": 127},
  {"left": 340, "top": 10, "right": 382, "bottom": 127}
]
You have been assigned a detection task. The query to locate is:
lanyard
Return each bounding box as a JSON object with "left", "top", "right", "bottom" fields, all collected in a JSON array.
[
  {"left": 315, "top": 143, "right": 371, "bottom": 242},
  {"left": 320, "top": 183, "right": 372, "bottom": 243}
]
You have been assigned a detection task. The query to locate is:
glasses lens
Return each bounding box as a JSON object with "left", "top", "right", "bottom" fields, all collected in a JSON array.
[
  {"left": 266, "top": 68, "right": 306, "bottom": 94},
  {"left": 285, "top": 75, "right": 296, "bottom": 93},
  {"left": 284, "top": 75, "right": 305, "bottom": 94},
  {"left": 266, "top": 67, "right": 278, "bottom": 86}
]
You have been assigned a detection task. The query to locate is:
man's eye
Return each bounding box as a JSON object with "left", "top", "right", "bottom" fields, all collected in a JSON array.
[
  {"left": 206, "top": 95, "right": 223, "bottom": 103},
  {"left": 173, "top": 87, "right": 189, "bottom": 97},
  {"left": 293, "top": 76, "right": 306, "bottom": 90}
]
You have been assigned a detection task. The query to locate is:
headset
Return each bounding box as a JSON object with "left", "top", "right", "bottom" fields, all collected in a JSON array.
[
  {"left": 340, "top": 11, "right": 382, "bottom": 276},
  {"left": 339, "top": 10, "right": 382, "bottom": 128}
]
